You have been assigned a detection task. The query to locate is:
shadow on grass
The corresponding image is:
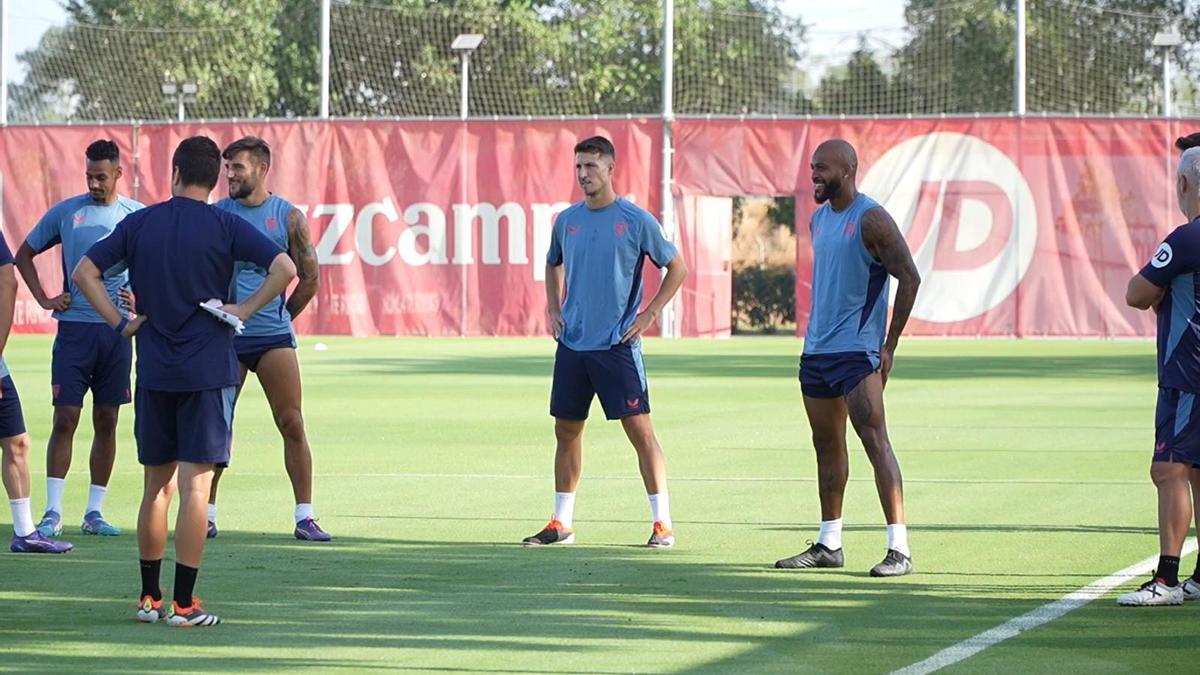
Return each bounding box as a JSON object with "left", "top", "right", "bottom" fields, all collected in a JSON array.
[
  {"left": 1, "top": 529, "right": 1188, "bottom": 673},
  {"left": 335, "top": 353, "right": 1153, "bottom": 382}
]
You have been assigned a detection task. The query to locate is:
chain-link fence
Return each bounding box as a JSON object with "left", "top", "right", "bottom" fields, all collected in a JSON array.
[{"left": 5, "top": 0, "right": 1199, "bottom": 123}]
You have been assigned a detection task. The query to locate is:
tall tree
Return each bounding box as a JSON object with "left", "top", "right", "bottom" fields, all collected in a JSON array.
[{"left": 894, "top": 0, "right": 1200, "bottom": 114}]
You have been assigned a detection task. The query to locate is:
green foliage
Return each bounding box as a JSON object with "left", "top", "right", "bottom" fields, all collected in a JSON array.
[{"left": 733, "top": 264, "right": 795, "bottom": 333}]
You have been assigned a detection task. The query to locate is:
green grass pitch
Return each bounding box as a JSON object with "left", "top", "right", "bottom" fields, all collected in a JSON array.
[{"left": 0, "top": 335, "right": 1192, "bottom": 672}]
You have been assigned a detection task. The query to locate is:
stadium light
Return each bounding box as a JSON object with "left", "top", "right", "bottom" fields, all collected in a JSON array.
[
  {"left": 1153, "top": 27, "right": 1182, "bottom": 117},
  {"left": 451, "top": 34, "right": 484, "bottom": 120},
  {"left": 162, "top": 80, "right": 199, "bottom": 122}
]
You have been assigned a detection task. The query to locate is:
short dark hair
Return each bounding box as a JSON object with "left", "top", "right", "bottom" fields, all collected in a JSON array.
[
  {"left": 85, "top": 139, "right": 120, "bottom": 164},
  {"left": 1177, "top": 133, "right": 1200, "bottom": 152},
  {"left": 172, "top": 136, "right": 222, "bottom": 190},
  {"left": 573, "top": 135, "right": 615, "bottom": 161},
  {"left": 222, "top": 136, "right": 271, "bottom": 166}
]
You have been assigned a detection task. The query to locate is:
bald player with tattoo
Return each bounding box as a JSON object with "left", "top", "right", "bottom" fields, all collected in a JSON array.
[{"left": 775, "top": 139, "right": 921, "bottom": 577}]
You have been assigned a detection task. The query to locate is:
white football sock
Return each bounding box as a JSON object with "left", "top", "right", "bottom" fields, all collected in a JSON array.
[
  {"left": 648, "top": 492, "right": 671, "bottom": 527},
  {"left": 207, "top": 503, "right": 218, "bottom": 524},
  {"left": 10, "top": 498, "right": 35, "bottom": 537},
  {"left": 295, "top": 503, "right": 315, "bottom": 523},
  {"left": 45, "top": 477, "right": 65, "bottom": 515},
  {"left": 887, "top": 524, "right": 910, "bottom": 557},
  {"left": 817, "top": 518, "right": 843, "bottom": 550},
  {"left": 553, "top": 492, "right": 575, "bottom": 528},
  {"left": 86, "top": 484, "right": 107, "bottom": 515}
]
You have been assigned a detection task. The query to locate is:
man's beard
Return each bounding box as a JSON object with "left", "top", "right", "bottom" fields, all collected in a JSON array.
[{"left": 814, "top": 177, "right": 842, "bottom": 204}]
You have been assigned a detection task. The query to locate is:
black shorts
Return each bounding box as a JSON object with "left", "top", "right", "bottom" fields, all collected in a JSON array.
[
  {"left": 799, "top": 351, "right": 878, "bottom": 399},
  {"left": 550, "top": 341, "right": 651, "bottom": 420}
]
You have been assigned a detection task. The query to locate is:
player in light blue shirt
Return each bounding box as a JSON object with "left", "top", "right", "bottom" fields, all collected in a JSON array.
[
  {"left": 522, "top": 135, "right": 687, "bottom": 549},
  {"left": 776, "top": 139, "right": 921, "bottom": 577},
  {"left": 208, "top": 136, "right": 328, "bottom": 542},
  {"left": 14, "top": 140, "right": 143, "bottom": 539}
]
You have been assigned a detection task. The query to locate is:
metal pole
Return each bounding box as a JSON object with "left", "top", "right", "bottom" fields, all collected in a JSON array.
[
  {"left": 660, "top": 0, "right": 678, "bottom": 338},
  {"left": 177, "top": 97, "right": 185, "bottom": 122},
  {"left": 1015, "top": 0, "right": 1026, "bottom": 114},
  {"left": 1164, "top": 49, "right": 1173, "bottom": 117},
  {"left": 460, "top": 53, "right": 470, "bottom": 120},
  {"left": 320, "top": 0, "right": 331, "bottom": 118},
  {"left": 1, "top": 0, "right": 9, "bottom": 125}
]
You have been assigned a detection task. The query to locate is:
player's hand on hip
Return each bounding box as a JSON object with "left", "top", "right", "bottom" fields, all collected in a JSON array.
[
  {"left": 547, "top": 308, "right": 564, "bottom": 339},
  {"left": 40, "top": 293, "right": 71, "bottom": 312},
  {"left": 118, "top": 286, "right": 136, "bottom": 314},
  {"left": 879, "top": 348, "right": 895, "bottom": 389},
  {"left": 621, "top": 310, "right": 657, "bottom": 343},
  {"left": 122, "top": 315, "right": 147, "bottom": 338},
  {"left": 220, "top": 304, "right": 250, "bottom": 322}
]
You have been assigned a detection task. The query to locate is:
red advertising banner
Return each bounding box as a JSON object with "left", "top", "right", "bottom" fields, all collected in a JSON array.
[
  {"left": 0, "top": 119, "right": 662, "bottom": 336},
  {"left": 673, "top": 117, "right": 1182, "bottom": 337},
  {"left": 0, "top": 117, "right": 1185, "bottom": 337}
]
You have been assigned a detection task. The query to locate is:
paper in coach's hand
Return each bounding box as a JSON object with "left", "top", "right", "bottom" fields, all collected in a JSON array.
[{"left": 199, "top": 298, "right": 245, "bottom": 335}]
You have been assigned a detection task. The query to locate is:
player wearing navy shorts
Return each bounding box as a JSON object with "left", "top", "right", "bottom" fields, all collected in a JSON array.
[
  {"left": 1121, "top": 146, "right": 1200, "bottom": 606},
  {"left": 206, "top": 137, "right": 327, "bottom": 542},
  {"left": 521, "top": 136, "right": 687, "bottom": 548},
  {"left": 3, "top": 232, "right": 74, "bottom": 554},
  {"left": 775, "top": 139, "right": 921, "bottom": 577},
  {"left": 14, "top": 139, "right": 143, "bottom": 539},
  {"left": 75, "top": 136, "right": 295, "bottom": 626}
]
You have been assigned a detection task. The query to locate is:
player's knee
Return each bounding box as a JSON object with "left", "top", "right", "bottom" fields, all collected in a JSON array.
[
  {"left": 92, "top": 410, "right": 119, "bottom": 438},
  {"left": 554, "top": 420, "right": 584, "bottom": 444},
  {"left": 3, "top": 433, "right": 31, "bottom": 461},
  {"left": 860, "top": 432, "right": 893, "bottom": 461},
  {"left": 274, "top": 408, "right": 306, "bottom": 442},
  {"left": 1151, "top": 462, "right": 1186, "bottom": 486},
  {"left": 51, "top": 409, "right": 80, "bottom": 435}
]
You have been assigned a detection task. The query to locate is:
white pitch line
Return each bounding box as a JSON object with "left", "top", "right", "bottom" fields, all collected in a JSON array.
[
  {"left": 155, "top": 471, "right": 1145, "bottom": 486},
  {"left": 892, "top": 539, "right": 1200, "bottom": 675}
]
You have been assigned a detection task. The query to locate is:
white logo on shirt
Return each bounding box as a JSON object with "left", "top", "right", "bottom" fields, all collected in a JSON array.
[{"left": 1151, "top": 242, "right": 1173, "bottom": 269}]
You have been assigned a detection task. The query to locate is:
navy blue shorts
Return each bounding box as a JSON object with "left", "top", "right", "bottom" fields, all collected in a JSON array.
[
  {"left": 235, "top": 333, "right": 297, "bottom": 372},
  {"left": 799, "top": 351, "right": 879, "bottom": 399},
  {"left": 51, "top": 321, "right": 132, "bottom": 407},
  {"left": 0, "top": 375, "right": 27, "bottom": 439},
  {"left": 134, "top": 387, "right": 237, "bottom": 466},
  {"left": 1154, "top": 387, "right": 1200, "bottom": 467},
  {"left": 551, "top": 341, "right": 651, "bottom": 421}
]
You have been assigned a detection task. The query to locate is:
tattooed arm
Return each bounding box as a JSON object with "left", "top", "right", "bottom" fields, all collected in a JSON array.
[
  {"left": 861, "top": 205, "right": 920, "bottom": 386},
  {"left": 284, "top": 207, "right": 319, "bottom": 320}
]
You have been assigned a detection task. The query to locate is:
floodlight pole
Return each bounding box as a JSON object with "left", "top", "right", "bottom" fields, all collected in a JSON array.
[
  {"left": 459, "top": 52, "right": 470, "bottom": 120},
  {"left": 320, "top": 0, "right": 331, "bottom": 118},
  {"left": 0, "top": 0, "right": 9, "bottom": 125},
  {"left": 660, "top": 0, "right": 678, "bottom": 338},
  {"left": 177, "top": 97, "right": 185, "bottom": 123},
  {"left": 1014, "top": 0, "right": 1026, "bottom": 114},
  {"left": 1163, "top": 49, "right": 1173, "bottom": 117}
]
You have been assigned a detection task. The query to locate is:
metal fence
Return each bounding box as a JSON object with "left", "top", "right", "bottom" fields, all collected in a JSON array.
[{"left": 1, "top": 0, "right": 1197, "bottom": 124}]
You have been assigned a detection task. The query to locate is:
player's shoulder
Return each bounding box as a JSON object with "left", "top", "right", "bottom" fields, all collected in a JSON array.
[
  {"left": 50, "top": 193, "right": 92, "bottom": 214},
  {"left": 213, "top": 197, "right": 237, "bottom": 212},
  {"left": 556, "top": 201, "right": 587, "bottom": 224},
  {"left": 616, "top": 197, "right": 656, "bottom": 224},
  {"left": 268, "top": 194, "right": 295, "bottom": 212},
  {"left": 117, "top": 195, "right": 146, "bottom": 213}
]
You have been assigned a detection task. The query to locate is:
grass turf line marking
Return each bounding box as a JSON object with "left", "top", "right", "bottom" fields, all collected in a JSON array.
[{"left": 891, "top": 539, "right": 1200, "bottom": 675}]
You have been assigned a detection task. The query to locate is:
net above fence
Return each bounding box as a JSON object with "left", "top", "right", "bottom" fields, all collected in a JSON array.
[{"left": 5, "top": 0, "right": 1200, "bottom": 122}]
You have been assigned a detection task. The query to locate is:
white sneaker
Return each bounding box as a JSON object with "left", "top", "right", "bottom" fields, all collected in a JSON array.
[
  {"left": 1117, "top": 578, "right": 1184, "bottom": 606},
  {"left": 1181, "top": 577, "right": 1200, "bottom": 601}
]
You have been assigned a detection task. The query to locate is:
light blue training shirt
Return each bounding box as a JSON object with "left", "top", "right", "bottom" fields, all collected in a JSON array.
[
  {"left": 26, "top": 193, "right": 145, "bottom": 324},
  {"left": 803, "top": 193, "right": 890, "bottom": 363},
  {"left": 546, "top": 197, "right": 677, "bottom": 351},
  {"left": 216, "top": 195, "right": 295, "bottom": 338}
]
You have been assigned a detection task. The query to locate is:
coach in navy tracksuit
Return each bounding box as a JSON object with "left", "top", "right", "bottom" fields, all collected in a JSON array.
[{"left": 74, "top": 136, "right": 295, "bottom": 627}]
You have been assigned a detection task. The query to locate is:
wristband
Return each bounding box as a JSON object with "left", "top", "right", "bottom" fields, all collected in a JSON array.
[{"left": 114, "top": 317, "right": 129, "bottom": 334}]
